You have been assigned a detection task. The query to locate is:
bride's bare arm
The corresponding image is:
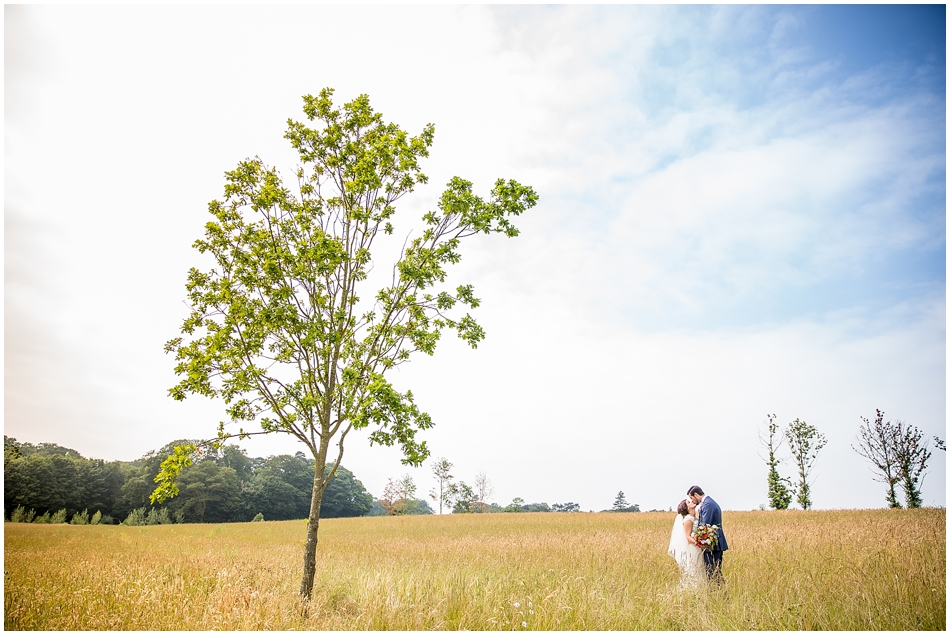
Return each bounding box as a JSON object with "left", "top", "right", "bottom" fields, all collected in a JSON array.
[{"left": 683, "top": 517, "right": 697, "bottom": 545}]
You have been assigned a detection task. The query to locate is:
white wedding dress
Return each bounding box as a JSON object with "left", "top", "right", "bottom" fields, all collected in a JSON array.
[{"left": 667, "top": 513, "right": 703, "bottom": 587}]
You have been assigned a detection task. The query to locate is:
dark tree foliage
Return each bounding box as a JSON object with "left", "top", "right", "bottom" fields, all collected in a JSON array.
[
  {"left": 4, "top": 436, "right": 22, "bottom": 460},
  {"left": 522, "top": 502, "right": 553, "bottom": 513},
  {"left": 79, "top": 460, "right": 128, "bottom": 514},
  {"left": 551, "top": 502, "right": 581, "bottom": 512},
  {"left": 401, "top": 498, "right": 435, "bottom": 515},
  {"left": 319, "top": 465, "right": 374, "bottom": 518},
  {"left": 4, "top": 437, "right": 373, "bottom": 523},
  {"left": 116, "top": 440, "right": 197, "bottom": 519},
  {"left": 9, "top": 438, "right": 84, "bottom": 458},
  {"left": 474, "top": 502, "right": 505, "bottom": 513},
  {"left": 165, "top": 460, "right": 243, "bottom": 523},
  {"left": 243, "top": 472, "right": 310, "bottom": 521},
  {"left": 261, "top": 453, "right": 316, "bottom": 495},
  {"left": 366, "top": 499, "right": 388, "bottom": 516},
  {"left": 4, "top": 449, "right": 129, "bottom": 521},
  {"left": 210, "top": 445, "right": 255, "bottom": 481}
]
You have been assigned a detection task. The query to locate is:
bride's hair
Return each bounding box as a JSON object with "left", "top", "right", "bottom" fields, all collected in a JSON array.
[{"left": 677, "top": 499, "right": 689, "bottom": 516}]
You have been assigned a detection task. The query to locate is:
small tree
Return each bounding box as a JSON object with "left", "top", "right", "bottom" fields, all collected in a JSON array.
[
  {"left": 473, "top": 471, "right": 494, "bottom": 505},
  {"left": 429, "top": 457, "right": 454, "bottom": 515},
  {"left": 892, "top": 421, "right": 932, "bottom": 508},
  {"left": 504, "top": 497, "right": 526, "bottom": 513},
  {"left": 446, "top": 481, "right": 477, "bottom": 513},
  {"left": 612, "top": 491, "right": 629, "bottom": 511},
  {"left": 785, "top": 418, "right": 827, "bottom": 510},
  {"left": 146, "top": 508, "right": 173, "bottom": 525},
  {"left": 10, "top": 506, "right": 35, "bottom": 523},
  {"left": 153, "top": 89, "right": 538, "bottom": 598},
  {"left": 852, "top": 409, "right": 902, "bottom": 508},
  {"left": 760, "top": 414, "right": 794, "bottom": 509},
  {"left": 552, "top": 502, "right": 580, "bottom": 512},
  {"left": 381, "top": 474, "right": 418, "bottom": 515},
  {"left": 122, "top": 508, "right": 147, "bottom": 526},
  {"left": 70, "top": 509, "right": 90, "bottom": 525}
]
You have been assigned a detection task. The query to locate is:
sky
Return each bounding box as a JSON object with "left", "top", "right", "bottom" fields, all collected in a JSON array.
[{"left": 5, "top": 5, "right": 946, "bottom": 512}]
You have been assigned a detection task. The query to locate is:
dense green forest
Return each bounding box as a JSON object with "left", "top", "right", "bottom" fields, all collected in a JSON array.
[{"left": 3, "top": 437, "right": 375, "bottom": 524}]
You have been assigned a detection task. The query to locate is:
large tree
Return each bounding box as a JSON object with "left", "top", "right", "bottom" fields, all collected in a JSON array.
[{"left": 154, "top": 89, "right": 538, "bottom": 598}]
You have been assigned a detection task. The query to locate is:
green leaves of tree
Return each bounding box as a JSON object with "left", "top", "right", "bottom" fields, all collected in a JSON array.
[{"left": 150, "top": 444, "right": 196, "bottom": 504}]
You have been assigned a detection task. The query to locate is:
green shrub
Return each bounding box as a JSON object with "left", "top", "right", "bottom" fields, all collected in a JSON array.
[
  {"left": 146, "top": 508, "right": 172, "bottom": 525},
  {"left": 70, "top": 509, "right": 90, "bottom": 525},
  {"left": 122, "top": 508, "right": 147, "bottom": 526},
  {"left": 50, "top": 509, "right": 68, "bottom": 524},
  {"left": 252, "top": 512, "right": 264, "bottom": 522},
  {"left": 90, "top": 510, "right": 102, "bottom": 525},
  {"left": 10, "top": 506, "right": 36, "bottom": 523},
  {"left": 33, "top": 511, "right": 51, "bottom": 524}
]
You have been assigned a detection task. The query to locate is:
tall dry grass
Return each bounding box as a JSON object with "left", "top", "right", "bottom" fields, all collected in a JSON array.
[{"left": 4, "top": 508, "right": 944, "bottom": 630}]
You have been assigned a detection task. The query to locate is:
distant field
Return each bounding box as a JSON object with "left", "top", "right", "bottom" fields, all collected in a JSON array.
[{"left": 4, "top": 508, "right": 944, "bottom": 630}]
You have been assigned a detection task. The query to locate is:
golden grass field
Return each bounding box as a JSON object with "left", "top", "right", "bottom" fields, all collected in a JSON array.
[{"left": 3, "top": 508, "right": 945, "bottom": 630}]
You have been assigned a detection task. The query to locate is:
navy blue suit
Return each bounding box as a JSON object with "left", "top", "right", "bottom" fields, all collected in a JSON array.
[{"left": 697, "top": 495, "right": 727, "bottom": 583}]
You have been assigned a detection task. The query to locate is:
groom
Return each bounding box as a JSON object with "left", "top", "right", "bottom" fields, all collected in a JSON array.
[{"left": 687, "top": 485, "right": 728, "bottom": 585}]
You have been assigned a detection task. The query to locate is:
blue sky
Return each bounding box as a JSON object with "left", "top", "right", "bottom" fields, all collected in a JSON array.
[
  {"left": 5, "top": 5, "right": 945, "bottom": 511},
  {"left": 513, "top": 4, "right": 946, "bottom": 333}
]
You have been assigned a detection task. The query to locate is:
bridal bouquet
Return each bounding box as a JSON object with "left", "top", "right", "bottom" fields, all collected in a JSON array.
[{"left": 694, "top": 523, "right": 719, "bottom": 551}]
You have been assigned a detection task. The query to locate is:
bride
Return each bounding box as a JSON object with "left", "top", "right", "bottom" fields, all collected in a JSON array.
[{"left": 667, "top": 498, "right": 702, "bottom": 587}]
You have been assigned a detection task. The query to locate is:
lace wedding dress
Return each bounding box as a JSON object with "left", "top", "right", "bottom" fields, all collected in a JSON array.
[{"left": 667, "top": 513, "right": 703, "bottom": 588}]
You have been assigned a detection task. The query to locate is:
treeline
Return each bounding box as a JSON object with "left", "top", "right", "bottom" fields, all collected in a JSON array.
[
  {"left": 4, "top": 439, "right": 644, "bottom": 524},
  {"left": 4, "top": 437, "right": 372, "bottom": 524},
  {"left": 390, "top": 457, "right": 638, "bottom": 516}
]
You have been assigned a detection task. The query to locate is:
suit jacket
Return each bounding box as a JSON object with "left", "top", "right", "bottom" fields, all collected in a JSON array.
[{"left": 697, "top": 496, "right": 728, "bottom": 551}]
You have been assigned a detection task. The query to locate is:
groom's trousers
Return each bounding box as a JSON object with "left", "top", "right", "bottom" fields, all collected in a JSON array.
[{"left": 703, "top": 550, "right": 724, "bottom": 586}]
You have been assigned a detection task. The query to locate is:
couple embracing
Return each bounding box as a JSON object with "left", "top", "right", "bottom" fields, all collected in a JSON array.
[{"left": 667, "top": 485, "right": 728, "bottom": 588}]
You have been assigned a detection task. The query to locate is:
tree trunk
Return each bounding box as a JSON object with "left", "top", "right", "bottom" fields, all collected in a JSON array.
[{"left": 299, "top": 455, "right": 327, "bottom": 599}]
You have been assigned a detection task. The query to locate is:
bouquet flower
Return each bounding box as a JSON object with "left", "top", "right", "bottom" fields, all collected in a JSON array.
[{"left": 694, "top": 523, "right": 719, "bottom": 551}]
